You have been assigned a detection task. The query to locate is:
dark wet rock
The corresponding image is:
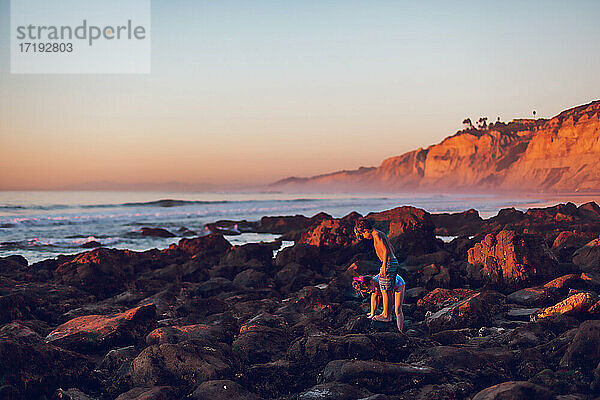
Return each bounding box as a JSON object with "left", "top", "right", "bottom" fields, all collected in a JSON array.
[
  {"left": 131, "top": 340, "right": 231, "bottom": 388},
  {"left": 146, "top": 323, "right": 223, "bottom": 345},
  {"left": 0, "top": 321, "right": 45, "bottom": 344},
  {"left": 297, "top": 218, "right": 358, "bottom": 248},
  {"left": 432, "top": 209, "right": 484, "bottom": 237},
  {"left": 366, "top": 206, "right": 438, "bottom": 258},
  {"left": 341, "top": 211, "right": 363, "bottom": 224},
  {"left": 197, "top": 278, "right": 236, "bottom": 298},
  {"left": 115, "top": 386, "right": 178, "bottom": 400},
  {"left": 53, "top": 248, "right": 138, "bottom": 298},
  {"left": 425, "top": 291, "right": 505, "bottom": 333},
  {"left": 532, "top": 292, "right": 597, "bottom": 321},
  {"left": 543, "top": 273, "right": 588, "bottom": 291},
  {"left": 407, "top": 346, "right": 513, "bottom": 391},
  {"left": 45, "top": 303, "right": 156, "bottom": 354},
  {"left": 416, "top": 288, "right": 478, "bottom": 312},
  {"left": 287, "top": 333, "right": 377, "bottom": 370},
  {"left": 430, "top": 328, "right": 475, "bottom": 345},
  {"left": 217, "top": 242, "right": 275, "bottom": 275},
  {"left": 572, "top": 237, "right": 600, "bottom": 272},
  {"left": 405, "top": 286, "right": 427, "bottom": 303},
  {"left": 205, "top": 220, "right": 257, "bottom": 234},
  {"left": 0, "top": 290, "right": 49, "bottom": 324},
  {"left": 412, "top": 381, "right": 475, "bottom": 400},
  {"left": 577, "top": 201, "right": 600, "bottom": 220},
  {"left": 80, "top": 240, "right": 103, "bottom": 249},
  {"left": 506, "top": 287, "right": 558, "bottom": 307},
  {"left": 276, "top": 218, "right": 361, "bottom": 272},
  {"left": 0, "top": 257, "right": 29, "bottom": 280},
  {"left": 1, "top": 254, "right": 28, "bottom": 267},
  {"left": 243, "top": 359, "right": 308, "bottom": 398},
  {"left": 54, "top": 388, "right": 96, "bottom": 399},
  {"left": 506, "top": 308, "right": 540, "bottom": 321},
  {"left": 232, "top": 269, "right": 267, "bottom": 289},
  {"left": 177, "top": 226, "right": 197, "bottom": 236},
  {"left": 0, "top": 330, "right": 95, "bottom": 400},
  {"left": 171, "top": 233, "right": 232, "bottom": 258},
  {"left": 297, "top": 382, "right": 372, "bottom": 400},
  {"left": 405, "top": 250, "right": 452, "bottom": 267},
  {"left": 275, "top": 263, "right": 318, "bottom": 294},
  {"left": 471, "top": 381, "right": 553, "bottom": 400},
  {"left": 552, "top": 230, "right": 598, "bottom": 262},
  {"left": 320, "top": 359, "right": 438, "bottom": 393},
  {"left": 467, "top": 230, "right": 559, "bottom": 292},
  {"left": 141, "top": 227, "right": 175, "bottom": 238},
  {"left": 97, "top": 345, "right": 139, "bottom": 371},
  {"left": 190, "top": 379, "right": 263, "bottom": 400},
  {"left": 559, "top": 320, "right": 600, "bottom": 371},
  {"left": 232, "top": 313, "right": 291, "bottom": 365},
  {"left": 420, "top": 263, "right": 452, "bottom": 289},
  {"left": 260, "top": 213, "right": 331, "bottom": 234}
]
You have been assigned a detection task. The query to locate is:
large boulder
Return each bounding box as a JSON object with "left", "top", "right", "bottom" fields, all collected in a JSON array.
[
  {"left": 407, "top": 346, "right": 513, "bottom": 393},
  {"left": 53, "top": 248, "right": 136, "bottom": 297},
  {"left": 552, "top": 230, "right": 598, "bottom": 262},
  {"left": 473, "top": 381, "right": 554, "bottom": 400},
  {"left": 506, "top": 286, "right": 557, "bottom": 308},
  {"left": 276, "top": 218, "right": 361, "bottom": 271},
  {"left": 115, "top": 386, "right": 178, "bottom": 400},
  {"left": 172, "top": 233, "right": 232, "bottom": 258},
  {"left": 297, "top": 382, "right": 372, "bottom": 400},
  {"left": 320, "top": 359, "right": 437, "bottom": 393},
  {"left": 366, "top": 206, "right": 438, "bottom": 258},
  {"left": 559, "top": 320, "right": 600, "bottom": 371},
  {"left": 572, "top": 237, "right": 600, "bottom": 272},
  {"left": 531, "top": 292, "right": 597, "bottom": 321},
  {"left": 471, "top": 381, "right": 553, "bottom": 400},
  {"left": 416, "top": 288, "right": 478, "bottom": 312},
  {"left": 0, "top": 328, "right": 95, "bottom": 400},
  {"left": 131, "top": 340, "right": 231, "bottom": 388},
  {"left": 215, "top": 242, "right": 276, "bottom": 278},
  {"left": 431, "top": 209, "right": 484, "bottom": 237},
  {"left": 274, "top": 263, "right": 318, "bottom": 294},
  {"left": 297, "top": 218, "right": 357, "bottom": 248},
  {"left": 425, "top": 291, "right": 505, "bottom": 333},
  {"left": 190, "top": 379, "right": 263, "bottom": 400},
  {"left": 140, "top": 227, "right": 175, "bottom": 238},
  {"left": 286, "top": 333, "right": 377, "bottom": 370},
  {"left": 467, "top": 230, "right": 558, "bottom": 292},
  {"left": 577, "top": 201, "right": 600, "bottom": 220},
  {"left": 231, "top": 314, "right": 291, "bottom": 365},
  {"left": 45, "top": 303, "right": 156, "bottom": 353}
]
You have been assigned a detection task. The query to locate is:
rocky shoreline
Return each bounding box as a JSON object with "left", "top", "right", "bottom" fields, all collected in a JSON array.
[{"left": 2, "top": 202, "right": 600, "bottom": 399}]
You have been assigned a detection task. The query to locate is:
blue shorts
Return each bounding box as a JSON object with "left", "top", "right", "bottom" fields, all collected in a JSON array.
[{"left": 375, "top": 258, "right": 404, "bottom": 291}]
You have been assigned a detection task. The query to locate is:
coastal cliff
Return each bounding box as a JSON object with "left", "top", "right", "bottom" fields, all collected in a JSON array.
[{"left": 272, "top": 100, "right": 600, "bottom": 192}]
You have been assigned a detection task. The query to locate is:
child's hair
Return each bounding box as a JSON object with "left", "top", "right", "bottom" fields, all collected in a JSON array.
[{"left": 354, "top": 219, "right": 373, "bottom": 233}]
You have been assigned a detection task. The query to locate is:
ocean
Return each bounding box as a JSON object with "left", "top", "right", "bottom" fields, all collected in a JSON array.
[{"left": 0, "top": 191, "right": 595, "bottom": 264}]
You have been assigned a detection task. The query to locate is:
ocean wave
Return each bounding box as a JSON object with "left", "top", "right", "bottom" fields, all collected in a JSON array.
[
  {"left": 120, "top": 199, "right": 230, "bottom": 207},
  {"left": 1, "top": 197, "right": 331, "bottom": 212},
  {"left": 1, "top": 236, "right": 122, "bottom": 251}
]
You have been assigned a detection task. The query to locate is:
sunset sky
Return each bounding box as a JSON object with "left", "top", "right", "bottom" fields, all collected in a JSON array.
[{"left": 1, "top": 0, "right": 600, "bottom": 190}]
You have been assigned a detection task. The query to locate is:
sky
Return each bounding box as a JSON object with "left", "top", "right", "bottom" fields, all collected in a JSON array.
[{"left": 1, "top": 0, "right": 600, "bottom": 190}]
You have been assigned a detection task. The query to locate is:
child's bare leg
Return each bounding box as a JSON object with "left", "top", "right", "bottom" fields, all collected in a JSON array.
[
  {"left": 368, "top": 291, "right": 379, "bottom": 318},
  {"left": 395, "top": 286, "right": 405, "bottom": 332},
  {"left": 374, "top": 289, "right": 393, "bottom": 321}
]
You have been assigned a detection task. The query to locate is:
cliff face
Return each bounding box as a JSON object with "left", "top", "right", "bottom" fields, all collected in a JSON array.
[{"left": 272, "top": 100, "right": 600, "bottom": 192}]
